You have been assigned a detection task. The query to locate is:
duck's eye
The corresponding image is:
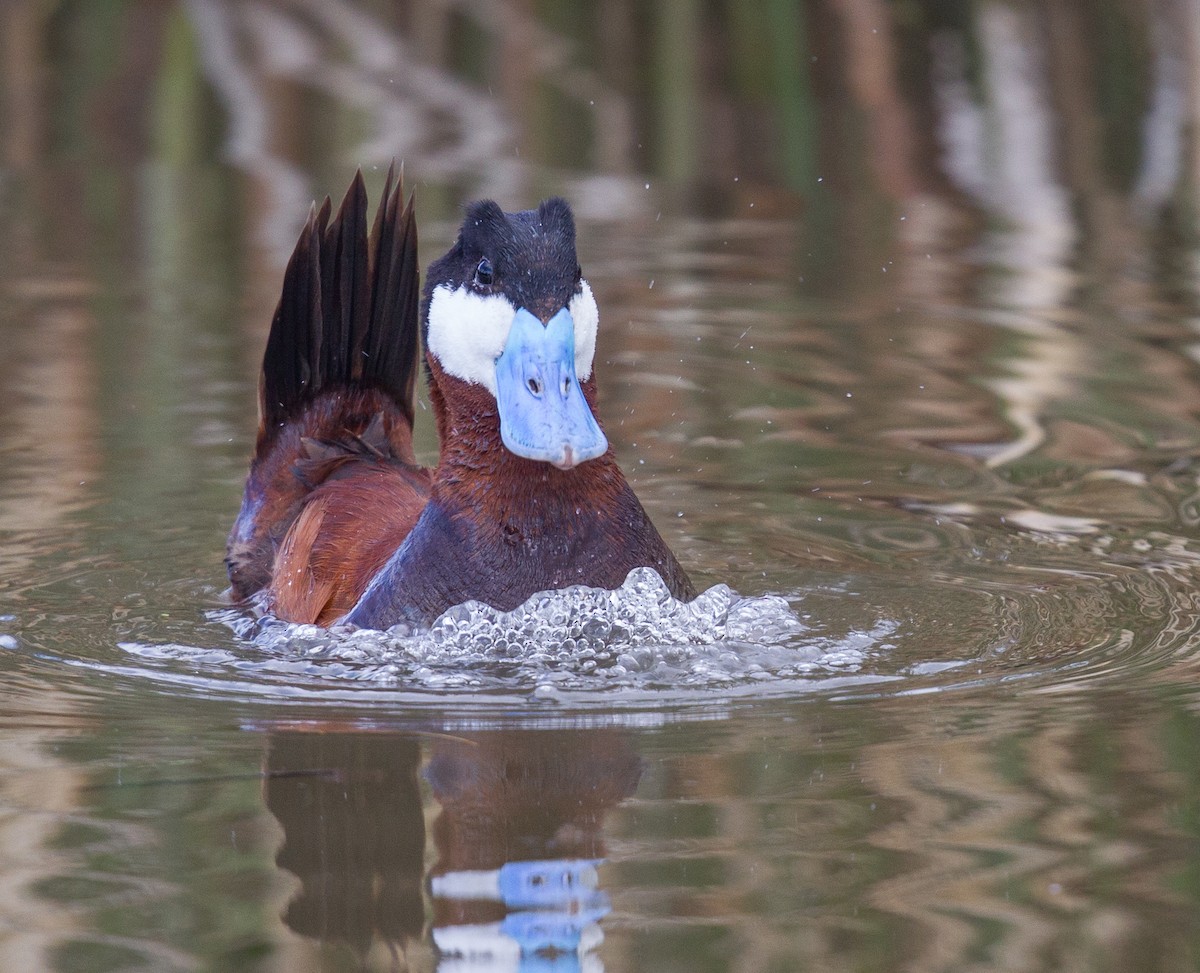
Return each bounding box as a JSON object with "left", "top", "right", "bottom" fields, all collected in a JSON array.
[{"left": 473, "top": 257, "right": 494, "bottom": 288}]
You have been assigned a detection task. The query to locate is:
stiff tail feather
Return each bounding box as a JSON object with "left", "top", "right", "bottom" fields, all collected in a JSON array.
[
  {"left": 260, "top": 164, "right": 419, "bottom": 436},
  {"left": 227, "top": 166, "right": 420, "bottom": 601}
]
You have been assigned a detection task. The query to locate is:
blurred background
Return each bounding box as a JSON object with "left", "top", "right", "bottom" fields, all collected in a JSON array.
[
  {"left": 4, "top": 2, "right": 1200, "bottom": 972},
  {"left": 4, "top": 0, "right": 1200, "bottom": 582}
]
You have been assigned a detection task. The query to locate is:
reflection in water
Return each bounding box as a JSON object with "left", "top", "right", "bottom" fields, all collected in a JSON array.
[
  {"left": 6, "top": 0, "right": 1200, "bottom": 970},
  {"left": 933, "top": 4, "right": 1080, "bottom": 469},
  {"left": 1, "top": 693, "right": 1196, "bottom": 972},
  {"left": 265, "top": 729, "right": 640, "bottom": 971},
  {"left": 431, "top": 858, "right": 609, "bottom": 972},
  {"left": 591, "top": 698, "right": 1200, "bottom": 973},
  {"left": 265, "top": 732, "right": 427, "bottom": 965},
  {"left": 857, "top": 693, "right": 1200, "bottom": 973},
  {"left": 1133, "top": 0, "right": 1194, "bottom": 214},
  {"left": 428, "top": 732, "right": 638, "bottom": 971}
]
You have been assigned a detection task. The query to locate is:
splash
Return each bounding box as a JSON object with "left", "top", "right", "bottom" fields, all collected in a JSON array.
[{"left": 231, "top": 567, "right": 893, "bottom": 693}]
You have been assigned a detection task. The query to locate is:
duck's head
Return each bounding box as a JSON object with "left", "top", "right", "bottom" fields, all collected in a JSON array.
[{"left": 422, "top": 198, "right": 607, "bottom": 471}]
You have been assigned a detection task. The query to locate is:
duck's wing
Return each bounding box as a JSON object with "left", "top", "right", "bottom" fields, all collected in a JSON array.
[{"left": 226, "top": 166, "right": 427, "bottom": 620}]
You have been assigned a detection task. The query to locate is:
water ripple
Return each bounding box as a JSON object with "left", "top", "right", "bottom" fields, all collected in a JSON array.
[
  {"left": 9, "top": 521, "right": 1200, "bottom": 719},
  {"left": 129, "top": 568, "right": 898, "bottom": 701}
]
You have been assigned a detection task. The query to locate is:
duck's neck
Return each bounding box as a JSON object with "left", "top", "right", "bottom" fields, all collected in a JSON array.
[
  {"left": 434, "top": 430, "right": 626, "bottom": 528},
  {"left": 429, "top": 369, "right": 626, "bottom": 527},
  {"left": 344, "top": 373, "right": 694, "bottom": 627}
]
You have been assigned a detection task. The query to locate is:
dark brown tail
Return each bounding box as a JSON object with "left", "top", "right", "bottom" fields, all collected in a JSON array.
[{"left": 227, "top": 166, "right": 420, "bottom": 600}]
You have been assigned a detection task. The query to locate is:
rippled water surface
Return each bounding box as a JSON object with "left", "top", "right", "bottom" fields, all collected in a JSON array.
[{"left": 5, "top": 2, "right": 1200, "bottom": 970}]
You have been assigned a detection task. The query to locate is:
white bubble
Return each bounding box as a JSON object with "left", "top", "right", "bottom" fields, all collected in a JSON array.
[{"left": 202, "top": 568, "right": 904, "bottom": 697}]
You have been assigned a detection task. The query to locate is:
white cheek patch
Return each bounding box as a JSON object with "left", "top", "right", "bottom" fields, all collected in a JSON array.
[
  {"left": 426, "top": 286, "right": 515, "bottom": 396},
  {"left": 425, "top": 279, "right": 601, "bottom": 395},
  {"left": 569, "top": 280, "right": 599, "bottom": 381}
]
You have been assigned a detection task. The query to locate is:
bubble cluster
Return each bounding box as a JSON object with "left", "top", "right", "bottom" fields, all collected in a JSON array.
[{"left": 235, "top": 568, "right": 892, "bottom": 693}]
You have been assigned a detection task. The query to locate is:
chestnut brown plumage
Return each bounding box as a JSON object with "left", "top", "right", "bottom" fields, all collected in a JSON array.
[
  {"left": 227, "top": 170, "right": 693, "bottom": 628},
  {"left": 226, "top": 166, "right": 426, "bottom": 624}
]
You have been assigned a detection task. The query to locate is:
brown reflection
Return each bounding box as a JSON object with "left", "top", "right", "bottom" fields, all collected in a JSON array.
[
  {"left": 426, "top": 730, "right": 641, "bottom": 925},
  {"left": 1, "top": 1, "right": 44, "bottom": 171},
  {"left": 264, "top": 727, "right": 640, "bottom": 969},
  {"left": 591, "top": 695, "right": 1200, "bottom": 972},
  {"left": 0, "top": 4, "right": 99, "bottom": 576},
  {"left": 265, "top": 731, "right": 427, "bottom": 962},
  {"left": 855, "top": 693, "right": 1200, "bottom": 973},
  {"left": 3, "top": 0, "right": 1200, "bottom": 538}
]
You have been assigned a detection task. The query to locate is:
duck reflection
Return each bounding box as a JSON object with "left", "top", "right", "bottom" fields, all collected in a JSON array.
[
  {"left": 427, "top": 731, "right": 641, "bottom": 971},
  {"left": 265, "top": 731, "right": 427, "bottom": 962},
  {"left": 264, "top": 728, "right": 641, "bottom": 971}
]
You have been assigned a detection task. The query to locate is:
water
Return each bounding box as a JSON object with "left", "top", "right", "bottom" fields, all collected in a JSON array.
[{"left": 5, "top": 1, "right": 1200, "bottom": 970}]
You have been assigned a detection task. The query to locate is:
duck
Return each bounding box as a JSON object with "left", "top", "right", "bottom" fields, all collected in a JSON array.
[{"left": 225, "top": 168, "right": 695, "bottom": 629}]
